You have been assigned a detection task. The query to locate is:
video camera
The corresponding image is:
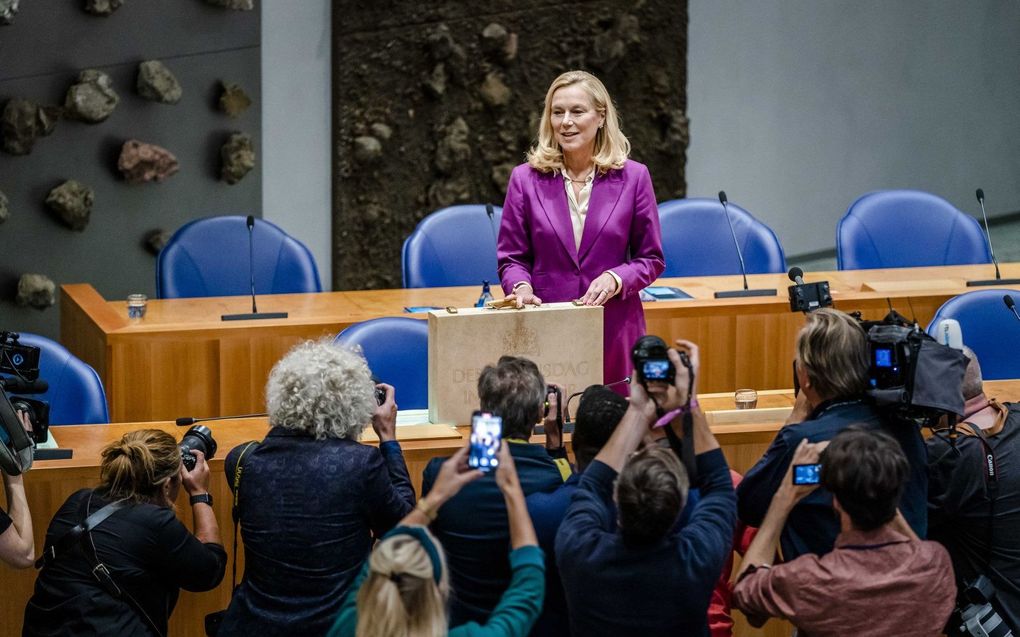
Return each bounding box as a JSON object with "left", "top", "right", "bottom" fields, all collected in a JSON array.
[
  {"left": 0, "top": 332, "right": 42, "bottom": 475},
  {"left": 856, "top": 311, "right": 969, "bottom": 426}
]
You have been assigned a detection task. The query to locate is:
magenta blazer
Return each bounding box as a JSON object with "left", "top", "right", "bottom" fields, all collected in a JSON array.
[{"left": 497, "top": 159, "right": 665, "bottom": 386}]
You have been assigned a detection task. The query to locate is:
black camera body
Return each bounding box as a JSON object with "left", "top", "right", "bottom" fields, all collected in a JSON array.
[
  {"left": 788, "top": 281, "right": 832, "bottom": 313},
  {"left": 0, "top": 332, "right": 41, "bottom": 381},
  {"left": 1, "top": 332, "right": 49, "bottom": 445},
  {"left": 9, "top": 396, "right": 49, "bottom": 445},
  {"left": 632, "top": 335, "right": 675, "bottom": 385},
  {"left": 180, "top": 425, "right": 217, "bottom": 471}
]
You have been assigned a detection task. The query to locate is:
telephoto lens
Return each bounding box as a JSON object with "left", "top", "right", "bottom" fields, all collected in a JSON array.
[{"left": 180, "top": 425, "right": 217, "bottom": 471}]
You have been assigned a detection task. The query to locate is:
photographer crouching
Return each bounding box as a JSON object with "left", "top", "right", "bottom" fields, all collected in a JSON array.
[{"left": 23, "top": 429, "right": 226, "bottom": 636}]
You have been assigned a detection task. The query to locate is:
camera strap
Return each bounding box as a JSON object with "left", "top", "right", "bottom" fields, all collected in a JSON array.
[
  {"left": 663, "top": 355, "right": 698, "bottom": 483},
  {"left": 36, "top": 491, "right": 166, "bottom": 637},
  {"left": 957, "top": 422, "right": 999, "bottom": 572},
  {"left": 229, "top": 441, "right": 259, "bottom": 593}
]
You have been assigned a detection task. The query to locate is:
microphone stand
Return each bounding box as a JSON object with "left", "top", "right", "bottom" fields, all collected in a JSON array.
[
  {"left": 713, "top": 191, "right": 777, "bottom": 298},
  {"left": 967, "top": 189, "right": 1020, "bottom": 286},
  {"left": 222, "top": 216, "right": 289, "bottom": 321}
]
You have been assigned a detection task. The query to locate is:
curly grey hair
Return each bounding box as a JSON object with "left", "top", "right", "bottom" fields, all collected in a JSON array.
[{"left": 265, "top": 339, "right": 376, "bottom": 440}]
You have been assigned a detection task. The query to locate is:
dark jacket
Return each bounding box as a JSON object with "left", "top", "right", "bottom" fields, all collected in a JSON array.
[
  {"left": 24, "top": 489, "right": 226, "bottom": 637},
  {"left": 422, "top": 441, "right": 568, "bottom": 625},
  {"left": 737, "top": 397, "right": 928, "bottom": 560},
  {"left": 219, "top": 428, "right": 415, "bottom": 637},
  {"left": 928, "top": 402, "right": 1020, "bottom": 630},
  {"left": 554, "top": 449, "right": 736, "bottom": 637}
]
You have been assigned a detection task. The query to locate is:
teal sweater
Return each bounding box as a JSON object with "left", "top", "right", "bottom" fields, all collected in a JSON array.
[{"left": 328, "top": 545, "right": 545, "bottom": 637}]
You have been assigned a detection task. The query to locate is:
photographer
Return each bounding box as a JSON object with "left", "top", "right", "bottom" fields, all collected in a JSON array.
[
  {"left": 733, "top": 428, "right": 955, "bottom": 636},
  {"left": 218, "top": 340, "right": 415, "bottom": 637},
  {"left": 422, "top": 356, "right": 569, "bottom": 625},
  {"left": 927, "top": 348, "right": 1020, "bottom": 631},
  {"left": 0, "top": 410, "right": 34, "bottom": 569},
  {"left": 736, "top": 308, "right": 928, "bottom": 559},
  {"left": 555, "top": 340, "right": 737, "bottom": 636},
  {"left": 23, "top": 429, "right": 226, "bottom": 636},
  {"left": 329, "top": 442, "right": 545, "bottom": 637}
]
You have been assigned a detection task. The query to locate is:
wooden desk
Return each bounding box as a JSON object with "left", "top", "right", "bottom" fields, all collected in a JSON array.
[
  {"left": 61, "top": 264, "right": 1020, "bottom": 422},
  {"left": 6, "top": 380, "right": 1019, "bottom": 637}
]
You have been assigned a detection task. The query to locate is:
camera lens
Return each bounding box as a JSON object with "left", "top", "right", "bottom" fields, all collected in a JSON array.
[{"left": 180, "top": 425, "right": 217, "bottom": 471}]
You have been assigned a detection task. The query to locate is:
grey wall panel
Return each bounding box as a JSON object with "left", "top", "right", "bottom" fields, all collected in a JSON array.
[
  {"left": 687, "top": 0, "right": 1020, "bottom": 258},
  {"left": 0, "top": 8, "right": 260, "bottom": 341}
]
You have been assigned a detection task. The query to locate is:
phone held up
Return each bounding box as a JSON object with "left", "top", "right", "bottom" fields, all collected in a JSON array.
[
  {"left": 469, "top": 411, "right": 502, "bottom": 472},
  {"left": 792, "top": 463, "right": 822, "bottom": 485}
]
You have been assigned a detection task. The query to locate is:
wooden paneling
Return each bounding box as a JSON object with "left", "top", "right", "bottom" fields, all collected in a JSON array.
[{"left": 62, "top": 264, "right": 1020, "bottom": 423}]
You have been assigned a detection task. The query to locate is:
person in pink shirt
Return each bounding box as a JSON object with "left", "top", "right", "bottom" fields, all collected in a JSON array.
[
  {"left": 497, "top": 70, "right": 664, "bottom": 389},
  {"left": 733, "top": 427, "right": 956, "bottom": 637}
]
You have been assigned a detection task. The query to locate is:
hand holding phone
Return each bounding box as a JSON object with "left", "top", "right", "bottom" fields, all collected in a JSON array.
[
  {"left": 469, "top": 411, "right": 502, "bottom": 472},
  {"left": 792, "top": 463, "right": 821, "bottom": 485}
]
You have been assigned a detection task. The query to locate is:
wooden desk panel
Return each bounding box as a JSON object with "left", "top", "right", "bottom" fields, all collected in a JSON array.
[{"left": 61, "top": 264, "right": 1020, "bottom": 422}]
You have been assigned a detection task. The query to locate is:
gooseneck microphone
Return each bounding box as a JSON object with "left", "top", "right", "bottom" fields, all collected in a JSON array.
[
  {"left": 176, "top": 412, "right": 267, "bottom": 427},
  {"left": 1005, "top": 295, "right": 1020, "bottom": 323},
  {"left": 221, "top": 216, "right": 289, "bottom": 321},
  {"left": 713, "top": 191, "right": 777, "bottom": 299},
  {"left": 485, "top": 203, "right": 497, "bottom": 243},
  {"left": 967, "top": 189, "right": 1020, "bottom": 286}
]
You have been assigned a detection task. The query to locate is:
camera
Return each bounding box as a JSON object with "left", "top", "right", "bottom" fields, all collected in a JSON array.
[
  {"left": 952, "top": 576, "right": 1015, "bottom": 637},
  {"left": 180, "top": 425, "right": 217, "bottom": 471},
  {"left": 1, "top": 332, "right": 48, "bottom": 446},
  {"left": 632, "top": 335, "right": 675, "bottom": 385},
  {"left": 0, "top": 332, "right": 41, "bottom": 381},
  {"left": 375, "top": 386, "right": 387, "bottom": 406},
  {"left": 8, "top": 396, "right": 49, "bottom": 445}
]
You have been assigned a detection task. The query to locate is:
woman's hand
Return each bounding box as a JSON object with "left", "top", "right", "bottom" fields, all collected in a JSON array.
[
  {"left": 181, "top": 450, "right": 211, "bottom": 496},
  {"left": 371, "top": 383, "right": 398, "bottom": 443},
  {"left": 428, "top": 445, "right": 484, "bottom": 506},
  {"left": 578, "top": 272, "right": 619, "bottom": 306},
  {"left": 495, "top": 442, "right": 523, "bottom": 499},
  {"left": 506, "top": 283, "right": 542, "bottom": 309}
]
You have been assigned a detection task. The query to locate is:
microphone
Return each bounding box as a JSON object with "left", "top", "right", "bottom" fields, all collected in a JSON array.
[
  {"left": 176, "top": 412, "right": 267, "bottom": 427},
  {"left": 788, "top": 267, "right": 805, "bottom": 286},
  {"left": 485, "top": 204, "right": 497, "bottom": 243},
  {"left": 1006, "top": 295, "right": 1020, "bottom": 323},
  {"left": 604, "top": 376, "right": 631, "bottom": 388},
  {"left": 221, "top": 216, "right": 289, "bottom": 321},
  {"left": 0, "top": 377, "right": 49, "bottom": 394},
  {"left": 714, "top": 191, "right": 777, "bottom": 299},
  {"left": 967, "top": 189, "right": 1020, "bottom": 286}
]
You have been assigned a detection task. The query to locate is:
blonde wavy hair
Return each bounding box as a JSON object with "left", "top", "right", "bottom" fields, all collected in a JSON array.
[
  {"left": 527, "top": 70, "right": 630, "bottom": 174},
  {"left": 355, "top": 527, "right": 449, "bottom": 637},
  {"left": 796, "top": 308, "right": 870, "bottom": 400},
  {"left": 97, "top": 429, "right": 181, "bottom": 506},
  {"left": 265, "top": 339, "right": 376, "bottom": 441}
]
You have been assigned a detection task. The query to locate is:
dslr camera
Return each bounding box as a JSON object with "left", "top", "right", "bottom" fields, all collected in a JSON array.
[
  {"left": 179, "top": 425, "right": 217, "bottom": 471},
  {"left": 632, "top": 335, "right": 675, "bottom": 385},
  {"left": 951, "top": 576, "right": 1014, "bottom": 637}
]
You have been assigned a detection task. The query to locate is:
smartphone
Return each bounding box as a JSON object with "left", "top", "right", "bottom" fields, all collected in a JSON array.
[
  {"left": 792, "top": 463, "right": 821, "bottom": 485},
  {"left": 469, "top": 411, "right": 502, "bottom": 472}
]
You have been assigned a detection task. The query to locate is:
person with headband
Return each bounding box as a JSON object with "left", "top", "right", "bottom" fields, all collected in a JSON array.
[
  {"left": 497, "top": 70, "right": 665, "bottom": 391},
  {"left": 328, "top": 443, "right": 545, "bottom": 637},
  {"left": 24, "top": 429, "right": 225, "bottom": 636}
]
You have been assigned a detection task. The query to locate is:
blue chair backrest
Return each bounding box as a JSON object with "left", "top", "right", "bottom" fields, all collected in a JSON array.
[
  {"left": 657, "top": 198, "right": 787, "bottom": 277},
  {"left": 157, "top": 216, "right": 322, "bottom": 299},
  {"left": 402, "top": 205, "right": 503, "bottom": 288},
  {"left": 7, "top": 333, "right": 109, "bottom": 425},
  {"left": 926, "top": 289, "right": 1020, "bottom": 381},
  {"left": 334, "top": 318, "right": 429, "bottom": 410},
  {"left": 837, "top": 190, "right": 991, "bottom": 270}
]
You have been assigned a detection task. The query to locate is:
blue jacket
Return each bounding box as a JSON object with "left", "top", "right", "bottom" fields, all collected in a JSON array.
[
  {"left": 220, "top": 428, "right": 415, "bottom": 636},
  {"left": 737, "top": 397, "right": 928, "bottom": 560},
  {"left": 555, "top": 450, "right": 736, "bottom": 637},
  {"left": 423, "top": 441, "right": 568, "bottom": 625}
]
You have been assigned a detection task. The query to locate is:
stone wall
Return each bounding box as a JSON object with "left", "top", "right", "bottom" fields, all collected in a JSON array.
[{"left": 332, "top": 0, "right": 687, "bottom": 289}]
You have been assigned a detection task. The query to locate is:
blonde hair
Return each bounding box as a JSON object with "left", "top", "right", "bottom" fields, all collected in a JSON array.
[
  {"left": 796, "top": 308, "right": 869, "bottom": 400},
  {"left": 355, "top": 528, "right": 449, "bottom": 637},
  {"left": 97, "top": 429, "right": 181, "bottom": 505},
  {"left": 527, "top": 70, "right": 630, "bottom": 174}
]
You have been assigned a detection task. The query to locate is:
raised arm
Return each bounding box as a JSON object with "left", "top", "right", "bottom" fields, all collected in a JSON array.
[{"left": 0, "top": 410, "right": 35, "bottom": 568}]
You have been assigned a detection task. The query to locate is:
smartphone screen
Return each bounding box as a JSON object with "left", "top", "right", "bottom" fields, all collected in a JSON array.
[
  {"left": 642, "top": 359, "right": 671, "bottom": 380},
  {"left": 469, "top": 411, "right": 502, "bottom": 472},
  {"left": 792, "top": 463, "right": 821, "bottom": 485}
]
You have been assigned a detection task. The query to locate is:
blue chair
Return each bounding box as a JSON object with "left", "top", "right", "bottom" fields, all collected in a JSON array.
[
  {"left": 837, "top": 190, "right": 991, "bottom": 270},
  {"left": 402, "top": 205, "right": 502, "bottom": 288},
  {"left": 657, "top": 198, "right": 786, "bottom": 277},
  {"left": 334, "top": 318, "right": 429, "bottom": 410},
  {"left": 157, "top": 216, "right": 322, "bottom": 299},
  {"left": 6, "top": 333, "right": 109, "bottom": 425},
  {"left": 926, "top": 290, "right": 1020, "bottom": 380}
]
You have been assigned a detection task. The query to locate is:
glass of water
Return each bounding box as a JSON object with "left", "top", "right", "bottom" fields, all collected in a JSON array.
[
  {"left": 127, "top": 294, "right": 147, "bottom": 319},
  {"left": 734, "top": 388, "right": 758, "bottom": 410}
]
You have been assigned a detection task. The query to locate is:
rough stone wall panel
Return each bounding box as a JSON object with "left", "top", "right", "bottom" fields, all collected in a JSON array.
[{"left": 332, "top": 0, "right": 687, "bottom": 290}]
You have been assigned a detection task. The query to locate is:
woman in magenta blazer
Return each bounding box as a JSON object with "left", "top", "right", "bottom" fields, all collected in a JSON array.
[{"left": 497, "top": 70, "right": 665, "bottom": 388}]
